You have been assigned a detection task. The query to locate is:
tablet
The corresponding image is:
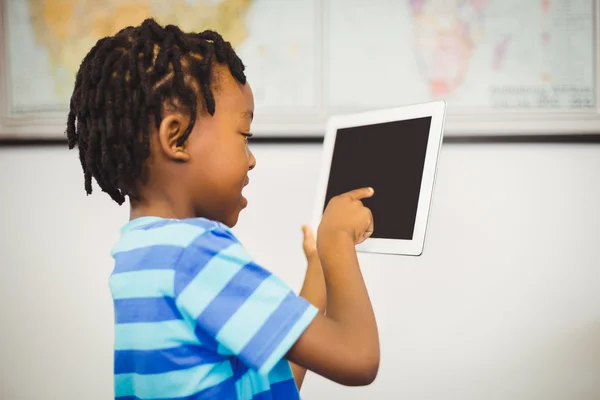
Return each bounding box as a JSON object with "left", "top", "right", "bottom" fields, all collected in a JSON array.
[{"left": 312, "top": 101, "right": 447, "bottom": 256}]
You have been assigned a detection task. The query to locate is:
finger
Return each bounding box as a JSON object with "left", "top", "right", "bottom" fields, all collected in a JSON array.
[
  {"left": 302, "top": 225, "right": 316, "bottom": 247},
  {"left": 344, "top": 187, "right": 374, "bottom": 201},
  {"left": 302, "top": 225, "right": 319, "bottom": 260},
  {"left": 356, "top": 211, "right": 374, "bottom": 245},
  {"left": 356, "top": 223, "right": 374, "bottom": 245},
  {"left": 365, "top": 218, "right": 374, "bottom": 239},
  {"left": 302, "top": 225, "right": 315, "bottom": 242},
  {"left": 356, "top": 233, "right": 368, "bottom": 245}
]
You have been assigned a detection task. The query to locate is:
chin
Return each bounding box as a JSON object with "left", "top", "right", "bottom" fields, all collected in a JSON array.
[
  {"left": 224, "top": 216, "right": 239, "bottom": 228},
  {"left": 226, "top": 198, "right": 247, "bottom": 227},
  {"left": 211, "top": 198, "right": 246, "bottom": 228},
  {"left": 223, "top": 209, "right": 242, "bottom": 228}
]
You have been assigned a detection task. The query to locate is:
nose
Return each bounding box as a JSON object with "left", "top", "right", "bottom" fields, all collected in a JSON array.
[{"left": 248, "top": 149, "right": 256, "bottom": 171}]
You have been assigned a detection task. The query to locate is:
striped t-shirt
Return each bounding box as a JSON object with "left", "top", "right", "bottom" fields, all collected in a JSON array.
[{"left": 109, "top": 216, "right": 318, "bottom": 400}]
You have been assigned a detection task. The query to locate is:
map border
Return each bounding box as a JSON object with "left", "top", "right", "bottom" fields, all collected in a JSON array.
[{"left": 1, "top": 0, "right": 599, "bottom": 141}]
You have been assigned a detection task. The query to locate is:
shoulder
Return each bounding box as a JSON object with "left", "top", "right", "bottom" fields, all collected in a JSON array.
[
  {"left": 111, "top": 217, "right": 246, "bottom": 272},
  {"left": 111, "top": 217, "right": 235, "bottom": 254},
  {"left": 139, "top": 219, "right": 254, "bottom": 297},
  {"left": 177, "top": 218, "right": 249, "bottom": 264}
]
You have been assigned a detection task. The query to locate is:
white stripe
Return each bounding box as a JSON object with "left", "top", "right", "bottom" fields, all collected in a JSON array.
[
  {"left": 114, "top": 320, "right": 198, "bottom": 351},
  {"left": 235, "top": 369, "right": 270, "bottom": 400},
  {"left": 176, "top": 243, "right": 251, "bottom": 320},
  {"left": 234, "top": 361, "right": 293, "bottom": 400},
  {"left": 115, "top": 361, "right": 233, "bottom": 398},
  {"left": 268, "top": 359, "right": 294, "bottom": 384},
  {"left": 217, "top": 275, "right": 290, "bottom": 354},
  {"left": 111, "top": 223, "right": 207, "bottom": 254}
]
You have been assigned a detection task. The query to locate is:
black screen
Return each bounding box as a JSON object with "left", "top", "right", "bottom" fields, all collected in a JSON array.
[{"left": 323, "top": 117, "right": 432, "bottom": 240}]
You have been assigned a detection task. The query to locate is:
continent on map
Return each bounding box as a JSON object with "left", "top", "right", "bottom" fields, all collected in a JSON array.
[
  {"left": 410, "top": 0, "right": 488, "bottom": 97},
  {"left": 26, "top": 0, "right": 252, "bottom": 101},
  {"left": 492, "top": 35, "right": 510, "bottom": 70}
]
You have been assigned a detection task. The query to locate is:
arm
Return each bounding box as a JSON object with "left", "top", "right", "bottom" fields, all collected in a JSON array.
[
  {"left": 291, "top": 226, "right": 327, "bottom": 389},
  {"left": 285, "top": 189, "right": 380, "bottom": 386},
  {"left": 286, "top": 233, "right": 379, "bottom": 385},
  {"left": 176, "top": 190, "right": 379, "bottom": 388},
  {"left": 175, "top": 224, "right": 321, "bottom": 379},
  {"left": 298, "top": 227, "right": 326, "bottom": 312}
]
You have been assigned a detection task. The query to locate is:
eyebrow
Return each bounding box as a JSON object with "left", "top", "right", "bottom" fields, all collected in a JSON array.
[{"left": 241, "top": 111, "right": 254, "bottom": 121}]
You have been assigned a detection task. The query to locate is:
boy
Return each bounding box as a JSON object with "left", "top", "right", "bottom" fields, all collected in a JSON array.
[{"left": 67, "top": 18, "right": 379, "bottom": 399}]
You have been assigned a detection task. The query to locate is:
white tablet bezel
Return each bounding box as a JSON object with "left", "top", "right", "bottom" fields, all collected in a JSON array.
[{"left": 312, "top": 101, "right": 447, "bottom": 256}]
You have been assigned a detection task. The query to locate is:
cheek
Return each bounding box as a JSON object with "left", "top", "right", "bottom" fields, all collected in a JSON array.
[{"left": 199, "top": 143, "right": 249, "bottom": 186}]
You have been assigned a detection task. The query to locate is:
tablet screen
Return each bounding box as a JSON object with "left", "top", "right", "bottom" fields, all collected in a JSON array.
[{"left": 323, "top": 116, "right": 432, "bottom": 240}]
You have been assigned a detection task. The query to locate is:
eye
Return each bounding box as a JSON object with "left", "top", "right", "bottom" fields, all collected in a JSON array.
[{"left": 241, "top": 132, "right": 254, "bottom": 142}]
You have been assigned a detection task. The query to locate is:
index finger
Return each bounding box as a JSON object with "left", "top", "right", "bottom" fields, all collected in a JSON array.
[{"left": 343, "top": 187, "right": 374, "bottom": 200}]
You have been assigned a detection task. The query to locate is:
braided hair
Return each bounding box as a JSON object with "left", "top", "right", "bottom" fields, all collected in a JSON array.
[{"left": 66, "top": 18, "right": 247, "bottom": 205}]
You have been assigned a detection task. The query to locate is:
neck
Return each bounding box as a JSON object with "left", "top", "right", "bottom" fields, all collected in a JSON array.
[{"left": 129, "top": 194, "right": 195, "bottom": 221}]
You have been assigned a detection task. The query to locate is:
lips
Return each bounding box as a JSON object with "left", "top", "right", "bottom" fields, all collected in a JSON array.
[{"left": 241, "top": 177, "right": 250, "bottom": 208}]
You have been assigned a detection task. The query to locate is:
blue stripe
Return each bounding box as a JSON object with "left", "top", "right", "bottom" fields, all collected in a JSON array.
[
  {"left": 114, "top": 297, "right": 182, "bottom": 324},
  {"left": 217, "top": 343, "right": 234, "bottom": 356},
  {"left": 111, "top": 223, "right": 208, "bottom": 255},
  {"left": 115, "top": 361, "right": 233, "bottom": 399},
  {"left": 110, "top": 270, "right": 175, "bottom": 299},
  {"left": 114, "top": 345, "right": 227, "bottom": 375},
  {"left": 193, "top": 324, "right": 220, "bottom": 353},
  {"left": 174, "top": 227, "right": 242, "bottom": 296},
  {"left": 175, "top": 244, "right": 251, "bottom": 320},
  {"left": 230, "top": 357, "right": 248, "bottom": 380},
  {"left": 235, "top": 374, "right": 259, "bottom": 399},
  {"left": 112, "top": 245, "right": 183, "bottom": 274},
  {"left": 261, "top": 379, "right": 299, "bottom": 399},
  {"left": 233, "top": 361, "right": 296, "bottom": 400},
  {"left": 240, "top": 293, "right": 314, "bottom": 374},
  {"left": 115, "top": 320, "right": 199, "bottom": 351},
  {"left": 235, "top": 369, "right": 271, "bottom": 399},
  {"left": 216, "top": 275, "right": 291, "bottom": 358},
  {"left": 258, "top": 305, "right": 318, "bottom": 375},
  {"left": 267, "top": 360, "right": 294, "bottom": 384},
  {"left": 197, "top": 262, "right": 271, "bottom": 335},
  {"left": 115, "top": 376, "right": 237, "bottom": 400}
]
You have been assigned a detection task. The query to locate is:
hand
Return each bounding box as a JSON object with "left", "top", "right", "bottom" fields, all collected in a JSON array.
[
  {"left": 300, "top": 225, "right": 326, "bottom": 311},
  {"left": 302, "top": 225, "right": 319, "bottom": 261},
  {"left": 318, "top": 187, "right": 375, "bottom": 245},
  {"left": 288, "top": 195, "right": 380, "bottom": 386},
  {"left": 294, "top": 226, "right": 326, "bottom": 389}
]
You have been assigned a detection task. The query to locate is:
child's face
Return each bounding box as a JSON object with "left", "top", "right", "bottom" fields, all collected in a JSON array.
[
  {"left": 184, "top": 69, "right": 256, "bottom": 227},
  {"left": 152, "top": 66, "right": 256, "bottom": 227}
]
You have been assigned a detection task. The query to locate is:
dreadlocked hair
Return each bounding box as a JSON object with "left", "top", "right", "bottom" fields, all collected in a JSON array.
[{"left": 66, "top": 18, "right": 247, "bottom": 205}]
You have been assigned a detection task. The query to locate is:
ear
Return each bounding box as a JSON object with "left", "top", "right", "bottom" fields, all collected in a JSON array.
[{"left": 157, "top": 113, "right": 191, "bottom": 162}]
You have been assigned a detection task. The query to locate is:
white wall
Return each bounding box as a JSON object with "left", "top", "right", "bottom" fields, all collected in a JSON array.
[{"left": 1, "top": 143, "right": 599, "bottom": 400}]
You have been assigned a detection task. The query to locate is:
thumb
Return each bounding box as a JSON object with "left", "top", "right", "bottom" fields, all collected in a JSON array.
[
  {"left": 302, "top": 225, "right": 315, "bottom": 242},
  {"left": 302, "top": 225, "right": 317, "bottom": 255}
]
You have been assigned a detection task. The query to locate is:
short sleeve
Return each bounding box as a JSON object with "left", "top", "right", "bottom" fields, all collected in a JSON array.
[{"left": 174, "top": 224, "right": 318, "bottom": 375}]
